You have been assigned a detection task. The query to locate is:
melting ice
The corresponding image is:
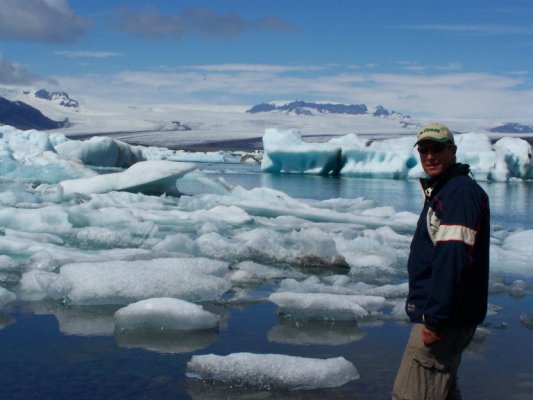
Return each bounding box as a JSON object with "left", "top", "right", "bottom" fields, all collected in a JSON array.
[
  {"left": 1, "top": 125, "right": 533, "bottom": 390},
  {"left": 262, "top": 128, "right": 533, "bottom": 181},
  {"left": 186, "top": 353, "right": 359, "bottom": 390}
]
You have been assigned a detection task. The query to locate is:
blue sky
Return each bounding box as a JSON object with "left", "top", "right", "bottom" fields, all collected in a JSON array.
[{"left": 1, "top": 0, "right": 533, "bottom": 120}]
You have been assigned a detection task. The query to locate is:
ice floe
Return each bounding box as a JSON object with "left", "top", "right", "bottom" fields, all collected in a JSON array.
[{"left": 186, "top": 352, "right": 359, "bottom": 390}]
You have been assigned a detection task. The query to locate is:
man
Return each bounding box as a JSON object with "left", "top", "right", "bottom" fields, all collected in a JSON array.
[{"left": 392, "top": 123, "right": 490, "bottom": 399}]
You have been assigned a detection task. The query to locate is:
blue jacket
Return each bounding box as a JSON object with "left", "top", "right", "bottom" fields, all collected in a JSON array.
[{"left": 406, "top": 163, "right": 490, "bottom": 330}]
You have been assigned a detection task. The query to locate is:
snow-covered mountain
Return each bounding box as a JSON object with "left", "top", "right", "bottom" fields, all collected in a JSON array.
[
  {"left": 489, "top": 123, "right": 533, "bottom": 134},
  {"left": 0, "top": 96, "right": 67, "bottom": 130},
  {"left": 247, "top": 100, "right": 418, "bottom": 129},
  {"left": 34, "top": 89, "right": 79, "bottom": 109},
  {"left": 1, "top": 86, "right": 532, "bottom": 149},
  {"left": 247, "top": 100, "right": 403, "bottom": 117}
]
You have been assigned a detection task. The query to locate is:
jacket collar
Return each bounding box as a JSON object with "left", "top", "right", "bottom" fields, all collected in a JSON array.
[{"left": 419, "top": 163, "right": 470, "bottom": 200}]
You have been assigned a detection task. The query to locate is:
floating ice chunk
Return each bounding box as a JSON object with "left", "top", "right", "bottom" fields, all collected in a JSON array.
[
  {"left": 186, "top": 352, "right": 359, "bottom": 390},
  {"left": 519, "top": 314, "right": 533, "bottom": 329},
  {"left": 75, "top": 226, "right": 144, "bottom": 249},
  {"left": 278, "top": 276, "right": 408, "bottom": 299},
  {"left": 261, "top": 128, "right": 342, "bottom": 175},
  {"left": 486, "top": 303, "right": 504, "bottom": 316},
  {"left": 59, "top": 258, "right": 231, "bottom": 305},
  {"left": 114, "top": 297, "right": 219, "bottom": 331},
  {"left": 365, "top": 282, "right": 409, "bottom": 298},
  {"left": 197, "top": 227, "right": 348, "bottom": 268},
  {"left": 230, "top": 261, "right": 305, "bottom": 283},
  {"left": 509, "top": 280, "right": 528, "bottom": 298},
  {"left": 18, "top": 270, "right": 71, "bottom": 300},
  {"left": 492, "top": 230, "right": 533, "bottom": 276},
  {"left": 386, "top": 299, "right": 409, "bottom": 320},
  {"left": 0, "top": 255, "right": 20, "bottom": 271},
  {"left": 0, "top": 287, "right": 16, "bottom": 308},
  {"left": 59, "top": 160, "right": 196, "bottom": 196},
  {"left": 268, "top": 292, "right": 386, "bottom": 320},
  {"left": 0, "top": 206, "right": 71, "bottom": 234},
  {"left": 0, "top": 126, "right": 97, "bottom": 182},
  {"left": 54, "top": 136, "right": 144, "bottom": 168}
]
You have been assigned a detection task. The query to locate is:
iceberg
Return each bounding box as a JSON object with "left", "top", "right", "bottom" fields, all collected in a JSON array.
[
  {"left": 0, "top": 125, "right": 97, "bottom": 182},
  {"left": 261, "top": 128, "right": 342, "bottom": 175},
  {"left": 54, "top": 136, "right": 144, "bottom": 168},
  {"left": 59, "top": 160, "right": 196, "bottom": 196},
  {"left": 114, "top": 297, "right": 219, "bottom": 331},
  {"left": 262, "top": 128, "right": 533, "bottom": 181},
  {"left": 186, "top": 352, "right": 359, "bottom": 390}
]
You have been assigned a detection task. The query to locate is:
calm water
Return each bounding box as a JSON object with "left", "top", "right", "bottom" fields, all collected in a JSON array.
[{"left": 1, "top": 163, "right": 532, "bottom": 400}]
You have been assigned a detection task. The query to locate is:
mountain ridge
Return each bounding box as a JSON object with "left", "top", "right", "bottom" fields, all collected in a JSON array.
[{"left": 0, "top": 97, "right": 68, "bottom": 130}]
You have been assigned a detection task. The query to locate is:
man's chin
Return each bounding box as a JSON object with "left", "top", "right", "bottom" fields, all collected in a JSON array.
[{"left": 423, "top": 165, "right": 442, "bottom": 177}]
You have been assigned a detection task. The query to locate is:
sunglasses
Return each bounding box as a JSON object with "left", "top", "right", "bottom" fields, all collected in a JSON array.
[{"left": 417, "top": 143, "right": 449, "bottom": 154}]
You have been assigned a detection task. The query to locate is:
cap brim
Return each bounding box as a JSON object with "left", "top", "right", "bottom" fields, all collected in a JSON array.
[{"left": 415, "top": 137, "right": 453, "bottom": 146}]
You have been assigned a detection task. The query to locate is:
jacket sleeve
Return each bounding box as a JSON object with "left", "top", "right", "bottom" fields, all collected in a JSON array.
[{"left": 422, "top": 181, "right": 484, "bottom": 330}]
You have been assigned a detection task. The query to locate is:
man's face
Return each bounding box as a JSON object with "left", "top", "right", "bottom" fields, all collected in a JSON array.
[{"left": 417, "top": 140, "right": 456, "bottom": 177}]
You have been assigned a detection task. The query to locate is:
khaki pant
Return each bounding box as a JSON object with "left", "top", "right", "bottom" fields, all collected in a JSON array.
[{"left": 392, "top": 323, "right": 476, "bottom": 400}]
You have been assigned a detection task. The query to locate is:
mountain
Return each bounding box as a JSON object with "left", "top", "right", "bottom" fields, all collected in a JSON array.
[
  {"left": 489, "top": 123, "right": 533, "bottom": 134},
  {"left": 34, "top": 89, "right": 79, "bottom": 109},
  {"left": 247, "top": 100, "right": 407, "bottom": 117},
  {"left": 0, "top": 97, "right": 68, "bottom": 130}
]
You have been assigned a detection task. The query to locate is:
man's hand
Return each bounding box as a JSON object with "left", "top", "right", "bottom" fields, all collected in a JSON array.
[{"left": 422, "top": 325, "right": 441, "bottom": 345}]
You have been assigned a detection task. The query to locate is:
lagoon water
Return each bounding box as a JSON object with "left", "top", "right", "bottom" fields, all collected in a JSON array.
[{"left": 1, "top": 161, "right": 533, "bottom": 400}]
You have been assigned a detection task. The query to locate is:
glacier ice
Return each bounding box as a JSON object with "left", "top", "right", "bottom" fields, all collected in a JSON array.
[
  {"left": 58, "top": 258, "right": 231, "bottom": 305},
  {"left": 114, "top": 297, "right": 219, "bottom": 331},
  {"left": 186, "top": 352, "right": 359, "bottom": 390},
  {"left": 262, "top": 128, "right": 533, "bottom": 182},
  {"left": 268, "top": 292, "right": 387, "bottom": 320}
]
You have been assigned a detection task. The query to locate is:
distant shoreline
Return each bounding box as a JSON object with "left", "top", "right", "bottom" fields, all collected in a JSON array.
[
  {"left": 65, "top": 131, "right": 533, "bottom": 153},
  {"left": 161, "top": 137, "right": 264, "bottom": 152}
]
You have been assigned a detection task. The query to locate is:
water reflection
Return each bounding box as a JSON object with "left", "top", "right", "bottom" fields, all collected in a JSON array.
[
  {"left": 187, "top": 379, "right": 356, "bottom": 400},
  {"left": 0, "top": 311, "right": 15, "bottom": 329},
  {"left": 114, "top": 328, "right": 219, "bottom": 354},
  {"left": 30, "top": 301, "right": 118, "bottom": 336},
  {"left": 268, "top": 319, "right": 364, "bottom": 346}
]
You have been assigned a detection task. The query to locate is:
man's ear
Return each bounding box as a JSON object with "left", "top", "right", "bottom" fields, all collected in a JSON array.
[{"left": 451, "top": 144, "right": 457, "bottom": 155}]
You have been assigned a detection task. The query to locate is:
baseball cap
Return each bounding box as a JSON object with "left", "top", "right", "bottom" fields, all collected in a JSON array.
[{"left": 415, "top": 123, "right": 454, "bottom": 145}]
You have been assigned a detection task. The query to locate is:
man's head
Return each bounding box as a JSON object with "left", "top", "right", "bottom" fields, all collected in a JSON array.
[{"left": 415, "top": 123, "right": 457, "bottom": 178}]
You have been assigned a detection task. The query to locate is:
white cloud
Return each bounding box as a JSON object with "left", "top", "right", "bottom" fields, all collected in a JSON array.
[
  {"left": 185, "top": 64, "right": 327, "bottom": 73},
  {"left": 400, "top": 24, "right": 533, "bottom": 36},
  {"left": 0, "top": 54, "right": 56, "bottom": 85},
  {"left": 54, "top": 51, "right": 124, "bottom": 59},
  {"left": 0, "top": 0, "right": 90, "bottom": 43}
]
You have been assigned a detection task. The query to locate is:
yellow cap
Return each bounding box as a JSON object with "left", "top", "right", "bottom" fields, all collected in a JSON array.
[{"left": 416, "top": 123, "right": 454, "bottom": 145}]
